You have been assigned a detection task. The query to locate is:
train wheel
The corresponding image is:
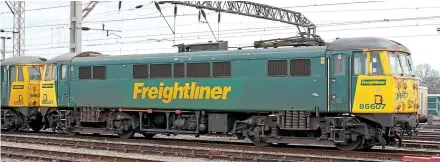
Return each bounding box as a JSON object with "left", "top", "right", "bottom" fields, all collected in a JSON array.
[
  {"left": 2, "top": 110, "right": 23, "bottom": 132},
  {"left": 250, "top": 126, "right": 269, "bottom": 147},
  {"left": 118, "top": 129, "right": 135, "bottom": 139},
  {"left": 64, "top": 127, "right": 78, "bottom": 136},
  {"left": 29, "top": 113, "right": 43, "bottom": 132},
  {"left": 335, "top": 136, "right": 364, "bottom": 151},
  {"left": 250, "top": 136, "right": 269, "bottom": 147},
  {"left": 116, "top": 112, "right": 136, "bottom": 139}
]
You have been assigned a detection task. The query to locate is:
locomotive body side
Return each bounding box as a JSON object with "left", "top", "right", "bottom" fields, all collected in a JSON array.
[
  {"left": 38, "top": 37, "right": 419, "bottom": 151},
  {"left": 66, "top": 47, "right": 327, "bottom": 112}
]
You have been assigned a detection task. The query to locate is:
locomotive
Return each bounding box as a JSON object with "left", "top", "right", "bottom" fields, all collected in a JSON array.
[
  {"left": 2, "top": 37, "right": 420, "bottom": 151},
  {"left": 1, "top": 56, "right": 47, "bottom": 132}
]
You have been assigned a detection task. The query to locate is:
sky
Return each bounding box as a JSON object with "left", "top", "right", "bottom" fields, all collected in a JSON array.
[{"left": 1, "top": 0, "right": 440, "bottom": 70}]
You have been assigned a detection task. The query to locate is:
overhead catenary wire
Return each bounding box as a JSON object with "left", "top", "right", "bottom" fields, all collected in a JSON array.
[
  {"left": 17, "top": 4, "right": 440, "bottom": 28},
  {"left": 3, "top": 1, "right": 440, "bottom": 56},
  {"left": 20, "top": 31, "right": 440, "bottom": 52},
  {"left": 284, "top": 0, "right": 384, "bottom": 8},
  {"left": 18, "top": 15, "right": 440, "bottom": 43},
  {"left": 24, "top": 21, "right": 440, "bottom": 46},
  {"left": 4, "top": 8, "right": 440, "bottom": 31}
]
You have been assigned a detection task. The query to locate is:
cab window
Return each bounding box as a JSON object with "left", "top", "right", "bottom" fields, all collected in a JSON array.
[
  {"left": 353, "top": 52, "right": 367, "bottom": 75},
  {"left": 388, "top": 52, "right": 402, "bottom": 75},
  {"left": 61, "top": 65, "right": 67, "bottom": 80},
  {"left": 9, "top": 66, "right": 16, "bottom": 81},
  {"left": 405, "top": 55, "right": 415, "bottom": 75},
  {"left": 44, "top": 65, "right": 52, "bottom": 80},
  {"left": 1, "top": 67, "right": 5, "bottom": 82},
  {"left": 333, "top": 54, "right": 345, "bottom": 76},
  {"left": 398, "top": 53, "right": 410, "bottom": 75},
  {"left": 52, "top": 65, "right": 57, "bottom": 80},
  {"left": 370, "top": 52, "right": 383, "bottom": 75},
  {"left": 28, "top": 66, "right": 41, "bottom": 80},
  {"left": 17, "top": 66, "right": 24, "bottom": 81}
]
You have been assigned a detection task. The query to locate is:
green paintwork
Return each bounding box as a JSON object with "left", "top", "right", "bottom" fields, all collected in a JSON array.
[
  {"left": 0, "top": 66, "right": 8, "bottom": 106},
  {"left": 57, "top": 64, "right": 68, "bottom": 107},
  {"left": 330, "top": 51, "right": 350, "bottom": 112},
  {"left": 48, "top": 37, "right": 413, "bottom": 113},
  {"left": 428, "top": 95, "right": 440, "bottom": 116},
  {"left": 64, "top": 47, "right": 331, "bottom": 112}
]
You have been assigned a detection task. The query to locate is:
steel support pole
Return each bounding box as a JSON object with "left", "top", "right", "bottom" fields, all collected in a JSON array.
[
  {"left": 1, "top": 37, "right": 5, "bottom": 60},
  {"left": 70, "top": 1, "right": 82, "bottom": 53}
]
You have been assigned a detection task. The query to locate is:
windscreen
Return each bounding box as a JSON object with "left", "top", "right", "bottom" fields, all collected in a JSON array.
[
  {"left": 388, "top": 52, "right": 403, "bottom": 75},
  {"left": 28, "top": 66, "right": 41, "bottom": 80},
  {"left": 388, "top": 52, "right": 413, "bottom": 76}
]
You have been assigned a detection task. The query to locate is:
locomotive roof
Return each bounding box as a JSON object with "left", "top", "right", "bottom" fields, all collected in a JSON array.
[
  {"left": 47, "top": 51, "right": 107, "bottom": 63},
  {"left": 327, "top": 37, "right": 410, "bottom": 53},
  {"left": 1, "top": 56, "right": 47, "bottom": 66},
  {"left": 48, "top": 37, "right": 410, "bottom": 64},
  {"left": 70, "top": 45, "right": 328, "bottom": 64}
]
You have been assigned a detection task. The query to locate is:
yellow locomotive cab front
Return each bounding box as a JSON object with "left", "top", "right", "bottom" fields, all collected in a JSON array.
[
  {"left": 1, "top": 56, "right": 47, "bottom": 132},
  {"left": 8, "top": 64, "right": 44, "bottom": 108},
  {"left": 352, "top": 50, "right": 419, "bottom": 114}
]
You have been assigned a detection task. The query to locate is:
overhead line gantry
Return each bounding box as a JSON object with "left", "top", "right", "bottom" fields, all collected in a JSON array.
[{"left": 157, "top": 1, "right": 325, "bottom": 49}]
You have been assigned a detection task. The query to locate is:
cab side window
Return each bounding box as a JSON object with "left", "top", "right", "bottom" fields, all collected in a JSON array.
[
  {"left": 52, "top": 65, "right": 58, "bottom": 80},
  {"left": 353, "top": 52, "right": 367, "bottom": 75},
  {"left": 10, "top": 66, "right": 16, "bottom": 81},
  {"left": 370, "top": 52, "right": 383, "bottom": 75},
  {"left": 17, "top": 66, "right": 24, "bottom": 81},
  {"left": 1, "top": 67, "right": 5, "bottom": 82},
  {"left": 44, "top": 65, "right": 51, "bottom": 80},
  {"left": 60, "top": 65, "right": 67, "bottom": 80},
  {"left": 333, "top": 54, "right": 345, "bottom": 76}
]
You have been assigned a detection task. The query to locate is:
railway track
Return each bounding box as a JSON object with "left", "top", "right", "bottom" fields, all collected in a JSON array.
[
  {"left": 406, "top": 136, "right": 440, "bottom": 142},
  {"left": 1, "top": 145, "right": 159, "bottom": 162},
  {"left": 396, "top": 140, "right": 440, "bottom": 149},
  {"left": 402, "top": 130, "right": 440, "bottom": 142},
  {"left": 1, "top": 133, "right": 438, "bottom": 162}
]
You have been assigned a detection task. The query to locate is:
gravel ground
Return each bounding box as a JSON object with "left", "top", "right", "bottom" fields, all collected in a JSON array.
[
  {"left": 0, "top": 158, "right": 39, "bottom": 162},
  {"left": 1, "top": 134, "right": 385, "bottom": 162},
  {"left": 9, "top": 131, "right": 440, "bottom": 154},
  {"left": 1, "top": 141, "right": 228, "bottom": 162},
  {"left": 35, "top": 129, "right": 440, "bottom": 152}
]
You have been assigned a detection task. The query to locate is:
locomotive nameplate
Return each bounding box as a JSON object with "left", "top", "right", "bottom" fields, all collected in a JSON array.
[{"left": 360, "top": 79, "right": 386, "bottom": 86}]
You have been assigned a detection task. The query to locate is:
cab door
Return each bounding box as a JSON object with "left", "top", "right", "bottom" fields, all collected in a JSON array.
[
  {"left": 1, "top": 66, "right": 8, "bottom": 106},
  {"left": 328, "top": 51, "right": 351, "bottom": 112},
  {"left": 40, "top": 64, "right": 57, "bottom": 107},
  {"left": 56, "top": 64, "right": 69, "bottom": 107},
  {"left": 9, "top": 66, "right": 27, "bottom": 107}
]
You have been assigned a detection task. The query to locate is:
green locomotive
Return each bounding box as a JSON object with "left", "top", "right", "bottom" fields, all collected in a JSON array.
[{"left": 38, "top": 37, "right": 420, "bottom": 150}]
